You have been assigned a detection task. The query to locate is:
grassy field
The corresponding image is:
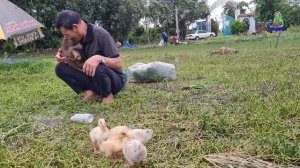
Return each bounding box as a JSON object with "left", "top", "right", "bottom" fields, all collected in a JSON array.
[{"left": 0, "top": 31, "right": 300, "bottom": 167}]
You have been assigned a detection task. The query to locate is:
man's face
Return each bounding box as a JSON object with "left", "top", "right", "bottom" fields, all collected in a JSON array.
[{"left": 60, "top": 25, "right": 81, "bottom": 41}]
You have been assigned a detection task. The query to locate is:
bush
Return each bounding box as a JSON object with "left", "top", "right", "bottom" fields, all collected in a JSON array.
[
  {"left": 134, "top": 26, "right": 145, "bottom": 37},
  {"left": 128, "top": 26, "right": 149, "bottom": 44},
  {"left": 168, "top": 28, "right": 177, "bottom": 36},
  {"left": 231, "top": 21, "right": 247, "bottom": 35},
  {"left": 0, "top": 39, "right": 18, "bottom": 54},
  {"left": 128, "top": 35, "right": 137, "bottom": 44},
  {"left": 149, "top": 26, "right": 161, "bottom": 42},
  {"left": 128, "top": 26, "right": 162, "bottom": 44},
  {"left": 137, "top": 34, "right": 150, "bottom": 44}
]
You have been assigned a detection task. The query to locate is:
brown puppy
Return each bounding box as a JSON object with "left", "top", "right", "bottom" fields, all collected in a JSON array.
[{"left": 60, "top": 37, "right": 84, "bottom": 70}]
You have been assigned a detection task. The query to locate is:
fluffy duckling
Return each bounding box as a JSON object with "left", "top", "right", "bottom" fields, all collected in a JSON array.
[
  {"left": 89, "top": 118, "right": 109, "bottom": 154},
  {"left": 100, "top": 130, "right": 128, "bottom": 157},
  {"left": 123, "top": 139, "right": 147, "bottom": 168},
  {"left": 107, "top": 125, "right": 130, "bottom": 140},
  {"left": 127, "top": 129, "right": 153, "bottom": 144}
]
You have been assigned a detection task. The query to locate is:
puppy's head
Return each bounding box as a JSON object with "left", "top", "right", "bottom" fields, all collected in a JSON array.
[{"left": 69, "top": 44, "right": 82, "bottom": 60}]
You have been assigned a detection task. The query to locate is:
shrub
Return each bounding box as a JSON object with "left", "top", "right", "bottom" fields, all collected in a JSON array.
[
  {"left": 134, "top": 26, "right": 145, "bottom": 37},
  {"left": 231, "top": 21, "right": 247, "bottom": 35},
  {"left": 168, "top": 28, "right": 177, "bottom": 36}
]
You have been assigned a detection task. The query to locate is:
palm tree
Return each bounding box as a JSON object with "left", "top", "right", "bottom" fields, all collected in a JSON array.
[
  {"left": 239, "top": 1, "right": 249, "bottom": 14},
  {"left": 223, "top": 1, "right": 250, "bottom": 17},
  {"left": 149, "top": 0, "right": 173, "bottom": 27},
  {"left": 223, "top": 1, "right": 237, "bottom": 18}
]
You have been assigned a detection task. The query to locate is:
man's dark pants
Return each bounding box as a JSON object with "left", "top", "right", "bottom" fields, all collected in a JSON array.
[
  {"left": 163, "top": 37, "right": 168, "bottom": 45},
  {"left": 55, "top": 63, "right": 125, "bottom": 98}
]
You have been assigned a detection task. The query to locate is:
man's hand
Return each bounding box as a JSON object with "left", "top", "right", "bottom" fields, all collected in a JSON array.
[
  {"left": 55, "top": 48, "right": 68, "bottom": 63},
  {"left": 83, "top": 55, "right": 102, "bottom": 77}
]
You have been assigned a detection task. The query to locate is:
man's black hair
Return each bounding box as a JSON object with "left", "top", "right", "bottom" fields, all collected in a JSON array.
[{"left": 55, "top": 10, "right": 81, "bottom": 30}]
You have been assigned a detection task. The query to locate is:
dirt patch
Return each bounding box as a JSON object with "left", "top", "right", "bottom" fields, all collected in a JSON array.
[
  {"left": 33, "top": 115, "right": 63, "bottom": 131},
  {"left": 258, "top": 82, "right": 277, "bottom": 99},
  {"left": 211, "top": 47, "right": 238, "bottom": 55}
]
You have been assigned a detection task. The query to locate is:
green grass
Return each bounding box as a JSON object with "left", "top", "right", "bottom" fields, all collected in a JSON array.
[{"left": 0, "top": 31, "right": 300, "bottom": 167}]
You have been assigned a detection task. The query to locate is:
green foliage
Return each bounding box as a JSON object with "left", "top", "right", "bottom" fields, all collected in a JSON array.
[
  {"left": 128, "top": 26, "right": 148, "bottom": 44},
  {"left": 239, "top": 1, "right": 249, "bottom": 14},
  {"left": 134, "top": 26, "right": 145, "bottom": 37},
  {"left": 223, "top": 1, "right": 249, "bottom": 17},
  {"left": 0, "top": 39, "right": 17, "bottom": 54},
  {"left": 223, "top": 1, "right": 237, "bottom": 18},
  {"left": 148, "top": 0, "right": 210, "bottom": 39},
  {"left": 168, "top": 28, "right": 177, "bottom": 36},
  {"left": 231, "top": 21, "right": 247, "bottom": 35},
  {"left": 255, "top": 133, "right": 300, "bottom": 162},
  {"left": 252, "top": 0, "right": 300, "bottom": 25},
  {"left": 128, "top": 25, "right": 162, "bottom": 44},
  {"left": 149, "top": 26, "right": 162, "bottom": 42},
  {"left": 4, "top": 0, "right": 146, "bottom": 53}
]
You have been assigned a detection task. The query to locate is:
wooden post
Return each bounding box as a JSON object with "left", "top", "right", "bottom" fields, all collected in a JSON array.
[{"left": 275, "top": 31, "right": 282, "bottom": 48}]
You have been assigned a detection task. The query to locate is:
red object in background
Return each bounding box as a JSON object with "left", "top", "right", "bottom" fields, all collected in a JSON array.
[{"left": 172, "top": 36, "right": 179, "bottom": 45}]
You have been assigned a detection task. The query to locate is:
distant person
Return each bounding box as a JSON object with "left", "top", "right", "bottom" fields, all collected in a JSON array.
[
  {"left": 115, "top": 40, "right": 122, "bottom": 48},
  {"left": 161, "top": 31, "right": 168, "bottom": 46},
  {"left": 172, "top": 35, "right": 179, "bottom": 45},
  {"left": 54, "top": 10, "right": 126, "bottom": 104}
]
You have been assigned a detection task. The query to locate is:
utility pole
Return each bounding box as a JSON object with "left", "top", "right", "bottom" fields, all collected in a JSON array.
[{"left": 175, "top": 4, "right": 179, "bottom": 38}]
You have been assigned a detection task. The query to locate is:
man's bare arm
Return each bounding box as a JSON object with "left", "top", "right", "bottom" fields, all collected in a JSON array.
[
  {"left": 82, "top": 55, "right": 122, "bottom": 76},
  {"left": 93, "top": 55, "right": 122, "bottom": 69}
]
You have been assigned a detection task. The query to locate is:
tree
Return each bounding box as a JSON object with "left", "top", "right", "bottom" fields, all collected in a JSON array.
[
  {"left": 148, "top": 0, "right": 209, "bottom": 39},
  {"left": 178, "top": 1, "right": 210, "bottom": 38},
  {"left": 223, "top": 1, "right": 237, "bottom": 18},
  {"left": 251, "top": 0, "right": 280, "bottom": 22},
  {"left": 3, "top": 0, "right": 145, "bottom": 52},
  {"left": 239, "top": 1, "right": 249, "bottom": 14},
  {"left": 149, "top": 0, "right": 173, "bottom": 28},
  {"left": 252, "top": 0, "right": 300, "bottom": 25},
  {"left": 68, "top": 0, "right": 145, "bottom": 41},
  {"left": 223, "top": 1, "right": 249, "bottom": 17}
]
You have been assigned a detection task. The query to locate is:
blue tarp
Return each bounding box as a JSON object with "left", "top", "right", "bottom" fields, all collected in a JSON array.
[
  {"left": 121, "top": 42, "right": 136, "bottom": 49},
  {"left": 2, "top": 58, "right": 32, "bottom": 64}
]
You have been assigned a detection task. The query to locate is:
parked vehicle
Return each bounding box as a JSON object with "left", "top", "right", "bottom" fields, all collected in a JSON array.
[{"left": 185, "top": 30, "right": 216, "bottom": 40}]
